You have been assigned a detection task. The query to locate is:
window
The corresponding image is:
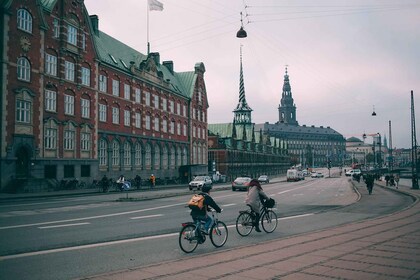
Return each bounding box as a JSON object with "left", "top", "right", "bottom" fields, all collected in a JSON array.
[
  {"left": 162, "top": 119, "right": 167, "bottom": 133},
  {"left": 45, "top": 128, "right": 57, "bottom": 149},
  {"left": 81, "top": 67, "right": 90, "bottom": 86},
  {"left": 169, "top": 100, "right": 174, "bottom": 113},
  {"left": 99, "top": 104, "right": 107, "bottom": 122},
  {"left": 124, "top": 110, "right": 130, "bottom": 126},
  {"left": 135, "top": 88, "right": 141, "bottom": 103},
  {"left": 81, "top": 132, "right": 91, "bottom": 151},
  {"left": 112, "top": 107, "right": 119, "bottom": 124},
  {"left": 124, "top": 84, "right": 130, "bottom": 100},
  {"left": 177, "top": 103, "right": 180, "bottom": 115},
  {"left": 162, "top": 146, "right": 168, "bottom": 169},
  {"left": 64, "top": 129, "right": 75, "bottom": 150},
  {"left": 45, "top": 90, "right": 57, "bottom": 112},
  {"left": 17, "top": 57, "right": 30, "bottom": 81},
  {"left": 135, "top": 143, "right": 142, "bottom": 167},
  {"left": 112, "top": 79, "right": 119, "bottom": 96},
  {"left": 16, "top": 100, "right": 31, "bottom": 123},
  {"left": 67, "top": 24, "right": 77, "bottom": 45},
  {"left": 162, "top": 98, "right": 167, "bottom": 111},
  {"left": 81, "top": 98, "right": 90, "bottom": 118},
  {"left": 145, "top": 115, "right": 151, "bottom": 130},
  {"left": 183, "top": 105, "right": 187, "bottom": 117},
  {"left": 99, "top": 139, "right": 107, "bottom": 166},
  {"left": 112, "top": 141, "right": 120, "bottom": 166},
  {"left": 170, "top": 120, "right": 175, "bottom": 134},
  {"left": 82, "top": 33, "right": 86, "bottom": 50},
  {"left": 145, "top": 91, "right": 150, "bottom": 106},
  {"left": 145, "top": 143, "right": 151, "bottom": 168},
  {"left": 154, "top": 116, "right": 159, "bottom": 131},
  {"left": 154, "top": 145, "right": 160, "bottom": 169},
  {"left": 123, "top": 142, "right": 131, "bottom": 166},
  {"left": 183, "top": 123, "right": 187, "bottom": 136},
  {"left": 154, "top": 95, "right": 159, "bottom": 109},
  {"left": 177, "top": 122, "right": 181, "bottom": 135},
  {"left": 99, "top": 75, "right": 107, "bottom": 92},
  {"left": 65, "top": 61, "right": 75, "bottom": 81},
  {"left": 135, "top": 112, "right": 141, "bottom": 128},
  {"left": 17, "top": 9, "right": 32, "bottom": 33},
  {"left": 197, "top": 126, "right": 201, "bottom": 139},
  {"left": 45, "top": 53, "right": 57, "bottom": 76},
  {"left": 53, "top": 18, "right": 59, "bottom": 38},
  {"left": 64, "top": 94, "right": 74, "bottom": 115}
]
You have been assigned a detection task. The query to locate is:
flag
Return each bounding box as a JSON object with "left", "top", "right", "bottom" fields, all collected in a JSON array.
[{"left": 149, "top": 0, "right": 163, "bottom": 11}]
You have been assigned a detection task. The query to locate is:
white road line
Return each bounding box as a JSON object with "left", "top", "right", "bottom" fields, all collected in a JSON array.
[
  {"left": 221, "top": 203, "right": 236, "bottom": 207},
  {"left": 0, "top": 202, "right": 187, "bottom": 230},
  {"left": 130, "top": 214, "right": 163, "bottom": 220},
  {"left": 0, "top": 212, "right": 315, "bottom": 261},
  {"left": 38, "top": 222, "right": 90, "bottom": 229}
]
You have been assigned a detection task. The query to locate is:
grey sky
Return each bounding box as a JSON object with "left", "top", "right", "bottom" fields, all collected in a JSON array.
[{"left": 84, "top": 0, "right": 420, "bottom": 149}]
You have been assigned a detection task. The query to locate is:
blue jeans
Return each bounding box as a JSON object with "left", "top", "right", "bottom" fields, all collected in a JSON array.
[{"left": 194, "top": 215, "right": 213, "bottom": 233}]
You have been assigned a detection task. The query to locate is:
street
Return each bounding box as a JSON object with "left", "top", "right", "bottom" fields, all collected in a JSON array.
[{"left": 0, "top": 173, "right": 413, "bottom": 280}]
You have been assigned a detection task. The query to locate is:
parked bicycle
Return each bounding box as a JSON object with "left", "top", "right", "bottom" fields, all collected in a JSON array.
[
  {"left": 236, "top": 199, "right": 278, "bottom": 236},
  {"left": 179, "top": 209, "right": 228, "bottom": 253}
]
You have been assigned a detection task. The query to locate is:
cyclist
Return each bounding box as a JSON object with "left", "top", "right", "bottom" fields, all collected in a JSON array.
[
  {"left": 245, "top": 178, "right": 270, "bottom": 232},
  {"left": 190, "top": 185, "right": 222, "bottom": 235}
]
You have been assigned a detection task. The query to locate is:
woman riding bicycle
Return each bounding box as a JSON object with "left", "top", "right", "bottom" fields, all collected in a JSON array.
[
  {"left": 245, "top": 179, "right": 270, "bottom": 232},
  {"left": 190, "top": 185, "right": 222, "bottom": 234}
]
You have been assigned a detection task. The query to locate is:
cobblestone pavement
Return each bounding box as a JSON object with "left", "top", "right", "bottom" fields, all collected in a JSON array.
[{"left": 78, "top": 179, "right": 420, "bottom": 280}]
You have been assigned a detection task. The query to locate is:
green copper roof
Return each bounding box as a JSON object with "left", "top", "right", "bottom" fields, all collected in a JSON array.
[{"left": 40, "top": 0, "right": 58, "bottom": 12}]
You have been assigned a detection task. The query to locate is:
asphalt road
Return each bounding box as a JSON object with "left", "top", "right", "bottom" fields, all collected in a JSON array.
[{"left": 0, "top": 174, "right": 413, "bottom": 280}]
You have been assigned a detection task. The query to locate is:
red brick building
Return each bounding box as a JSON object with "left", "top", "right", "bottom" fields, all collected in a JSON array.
[{"left": 0, "top": 0, "right": 208, "bottom": 192}]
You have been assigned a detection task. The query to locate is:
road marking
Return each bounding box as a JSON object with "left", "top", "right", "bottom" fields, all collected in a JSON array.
[
  {"left": 221, "top": 203, "right": 236, "bottom": 207},
  {"left": 38, "top": 222, "right": 90, "bottom": 229},
  {"left": 130, "top": 214, "right": 163, "bottom": 220},
  {"left": 0, "top": 212, "right": 315, "bottom": 261}
]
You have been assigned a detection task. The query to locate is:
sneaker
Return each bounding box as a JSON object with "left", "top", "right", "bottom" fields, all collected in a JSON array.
[{"left": 255, "top": 227, "right": 261, "bottom": 232}]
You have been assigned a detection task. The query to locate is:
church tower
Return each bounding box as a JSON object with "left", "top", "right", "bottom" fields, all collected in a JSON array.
[
  {"left": 278, "top": 67, "right": 298, "bottom": 125},
  {"left": 233, "top": 45, "right": 253, "bottom": 124}
]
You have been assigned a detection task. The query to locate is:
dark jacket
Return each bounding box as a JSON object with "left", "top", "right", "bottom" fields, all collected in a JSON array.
[{"left": 190, "top": 192, "right": 221, "bottom": 218}]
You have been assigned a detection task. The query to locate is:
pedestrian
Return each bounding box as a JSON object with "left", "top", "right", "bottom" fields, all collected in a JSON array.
[
  {"left": 385, "top": 174, "right": 390, "bottom": 186},
  {"left": 245, "top": 179, "right": 271, "bottom": 232},
  {"left": 149, "top": 174, "right": 156, "bottom": 188},
  {"left": 389, "top": 174, "right": 395, "bottom": 187},
  {"left": 100, "top": 174, "right": 110, "bottom": 192},
  {"left": 395, "top": 174, "right": 400, "bottom": 189},
  {"left": 365, "top": 173, "right": 375, "bottom": 195},
  {"left": 135, "top": 175, "right": 142, "bottom": 190}
]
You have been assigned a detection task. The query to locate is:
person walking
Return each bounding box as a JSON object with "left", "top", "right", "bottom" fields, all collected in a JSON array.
[
  {"left": 149, "top": 174, "right": 156, "bottom": 188},
  {"left": 134, "top": 175, "right": 142, "bottom": 190},
  {"left": 365, "top": 173, "right": 375, "bottom": 195},
  {"left": 245, "top": 179, "right": 270, "bottom": 232},
  {"left": 395, "top": 174, "right": 400, "bottom": 189}
]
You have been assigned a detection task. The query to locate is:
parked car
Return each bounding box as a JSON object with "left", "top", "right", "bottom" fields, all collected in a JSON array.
[
  {"left": 345, "top": 169, "right": 355, "bottom": 176},
  {"left": 188, "top": 176, "right": 212, "bottom": 191},
  {"left": 311, "top": 172, "right": 324, "bottom": 178},
  {"left": 232, "top": 177, "right": 252, "bottom": 191},
  {"left": 258, "top": 175, "right": 269, "bottom": 184}
]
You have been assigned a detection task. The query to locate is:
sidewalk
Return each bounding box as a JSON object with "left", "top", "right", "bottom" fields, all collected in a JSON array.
[{"left": 80, "top": 180, "right": 420, "bottom": 280}]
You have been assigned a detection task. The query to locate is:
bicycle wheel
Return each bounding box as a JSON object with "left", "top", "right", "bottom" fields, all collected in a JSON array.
[
  {"left": 179, "top": 224, "right": 199, "bottom": 253},
  {"left": 236, "top": 212, "right": 254, "bottom": 236},
  {"left": 210, "top": 221, "right": 228, "bottom": 247},
  {"left": 261, "top": 210, "right": 278, "bottom": 233}
]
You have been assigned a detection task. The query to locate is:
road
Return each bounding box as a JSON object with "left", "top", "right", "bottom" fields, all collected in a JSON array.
[{"left": 0, "top": 173, "right": 413, "bottom": 280}]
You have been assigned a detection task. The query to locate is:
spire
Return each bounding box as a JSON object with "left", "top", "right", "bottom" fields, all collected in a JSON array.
[
  {"left": 278, "top": 66, "right": 298, "bottom": 125},
  {"left": 233, "top": 45, "right": 253, "bottom": 124}
]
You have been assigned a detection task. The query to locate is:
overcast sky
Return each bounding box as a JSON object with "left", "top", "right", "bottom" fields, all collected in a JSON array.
[{"left": 84, "top": 0, "right": 420, "bottom": 149}]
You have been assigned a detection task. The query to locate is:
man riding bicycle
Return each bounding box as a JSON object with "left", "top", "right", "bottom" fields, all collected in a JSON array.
[
  {"left": 190, "top": 185, "right": 222, "bottom": 235},
  {"left": 245, "top": 179, "right": 270, "bottom": 232}
]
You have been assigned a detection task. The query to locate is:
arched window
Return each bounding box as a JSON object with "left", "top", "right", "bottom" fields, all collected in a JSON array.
[
  {"left": 135, "top": 142, "right": 142, "bottom": 167},
  {"left": 170, "top": 146, "right": 175, "bottom": 169},
  {"left": 17, "top": 57, "right": 30, "bottom": 81},
  {"left": 177, "top": 147, "right": 182, "bottom": 167},
  {"left": 17, "top": 9, "right": 32, "bottom": 33},
  {"left": 145, "top": 143, "right": 152, "bottom": 169},
  {"left": 182, "top": 147, "right": 188, "bottom": 165},
  {"left": 123, "top": 142, "right": 131, "bottom": 167},
  {"left": 112, "top": 141, "right": 120, "bottom": 167},
  {"left": 98, "top": 140, "right": 107, "bottom": 166},
  {"left": 193, "top": 143, "right": 197, "bottom": 164},
  {"left": 154, "top": 145, "right": 160, "bottom": 169},
  {"left": 162, "top": 145, "right": 168, "bottom": 169}
]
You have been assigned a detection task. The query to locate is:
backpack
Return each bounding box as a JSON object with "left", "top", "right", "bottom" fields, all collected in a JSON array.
[{"left": 188, "top": 194, "right": 205, "bottom": 210}]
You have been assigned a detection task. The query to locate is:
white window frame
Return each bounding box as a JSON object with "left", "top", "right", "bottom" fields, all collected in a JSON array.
[
  {"left": 16, "top": 100, "right": 31, "bottom": 123},
  {"left": 17, "top": 9, "right": 32, "bottom": 33},
  {"left": 145, "top": 92, "right": 150, "bottom": 106},
  {"left": 145, "top": 115, "right": 151, "bottom": 130},
  {"left": 123, "top": 142, "right": 131, "bottom": 166},
  {"left": 154, "top": 116, "right": 159, "bottom": 131},
  {"left": 99, "top": 139, "right": 107, "bottom": 166},
  {"left": 162, "top": 98, "right": 167, "bottom": 111},
  {"left": 169, "top": 100, "right": 174, "bottom": 113},
  {"left": 170, "top": 120, "right": 175, "bottom": 134},
  {"left": 67, "top": 24, "right": 77, "bottom": 45},
  {"left": 53, "top": 18, "right": 59, "bottom": 38},
  {"left": 99, "top": 104, "right": 107, "bottom": 122},
  {"left": 124, "top": 84, "right": 130, "bottom": 100},
  {"left": 162, "top": 119, "right": 167, "bottom": 133},
  {"left": 112, "top": 79, "right": 119, "bottom": 96},
  {"left": 45, "top": 53, "right": 57, "bottom": 76},
  {"left": 112, "top": 141, "right": 120, "bottom": 166},
  {"left": 135, "top": 112, "right": 141, "bottom": 128},
  {"left": 82, "top": 33, "right": 86, "bottom": 50},
  {"left": 64, "top": 129, "right": 75, "bottom": 150},
  {"left": 135, "top": 143, "right": 142, "bottom": 166},
  {"left": 17, "top": 57, "right": 30, "bottom": 81},
  {"left": 112, "top": 107, "right": 119, "bottom": 124},
  {"left": 65, "top": 61, "right": 75, "bottom": 81},
  {"left": 45, "top": 89, "right": 57, "bottom": 112},
  {"left": 124, "top": 110, "right": 130, "bottom": 126},
  {"left": 177, "top": 103, "right": 180, "bottom": 115},
  {"left": 64, "top": 94, "right": 74, "bottom": 115},
  {"left": 81, "top": 98, "right": 90, "bottom": 118},
  {"left": 177, "top": 122, "right": 181, "bottom": 135},
  {"left": 81, "top": 67, "right": 90, "bottom": 86},
  {"left": 81, "top": 132, "right": 91, "bottom": 151},
  {"left": 135, "top": 88, "right": 141, "bottom": 103},
  {"left": 44, "top": 128, "right": 57, "bottom": 150},
  {"left": 154, "top": 95, "right": 159, "bottom": 109},
  {"left": 99, "top": 75, "right": 107, "bottom": 92}
]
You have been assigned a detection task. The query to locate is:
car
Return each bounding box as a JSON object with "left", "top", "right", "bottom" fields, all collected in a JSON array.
[
  {"left": 232, "top": 177, "right": 252, "bottom": 191},
  {"left": 311, "top": 172, "right": 324, "bottom": 178},
  {"left": 258, "top": 175, "right": 269, "bottom": 184},
  {"left": 188, "top": 176, "right": 212, "bottom": 191}
]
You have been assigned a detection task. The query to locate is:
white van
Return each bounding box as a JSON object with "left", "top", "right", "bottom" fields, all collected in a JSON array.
[{"left": 287, "top": 169, "right": 300, "bottom": 182}]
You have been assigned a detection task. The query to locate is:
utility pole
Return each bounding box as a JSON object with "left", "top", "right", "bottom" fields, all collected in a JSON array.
[
  {"left": 411, "top": 90, "right": 419, "bottom": 189},
  {"left": 389, "top": 120, "right": 393, "bottom": 171}
]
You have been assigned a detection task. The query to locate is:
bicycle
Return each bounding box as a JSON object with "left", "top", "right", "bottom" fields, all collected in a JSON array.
[
  {"left": 179, "top": 209, "right": 228, "bottom": 253},
  {"left": 236, "top": 200, "right": 278, "bottom": 236}
]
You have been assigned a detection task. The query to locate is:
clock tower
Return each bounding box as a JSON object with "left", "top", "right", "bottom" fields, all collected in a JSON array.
[{"left": 278, "top": 67, "right": 298, "bottom": 125}]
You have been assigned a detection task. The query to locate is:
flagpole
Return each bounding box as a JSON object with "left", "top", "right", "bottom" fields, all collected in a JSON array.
[{"left": 147, "top": 0, "right": 150, "bottom": 55}]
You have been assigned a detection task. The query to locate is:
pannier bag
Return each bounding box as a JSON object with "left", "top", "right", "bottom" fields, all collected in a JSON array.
[
  {"left": 263, "top": 198, "right": 276, "bottom": 208},
  {"left": 188, "top": 194, "right": 205, "bottom": 210}
]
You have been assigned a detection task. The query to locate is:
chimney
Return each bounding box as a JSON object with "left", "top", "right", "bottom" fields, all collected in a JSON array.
[
  {"left": 163, "top": 61, "right": 174, "bottom": 74},
  {"left": 90, "top": 15, "right": 99, "bottom": 35},
  {"left": 150, "top": 52, "right": 160, "bottom": 64}
]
